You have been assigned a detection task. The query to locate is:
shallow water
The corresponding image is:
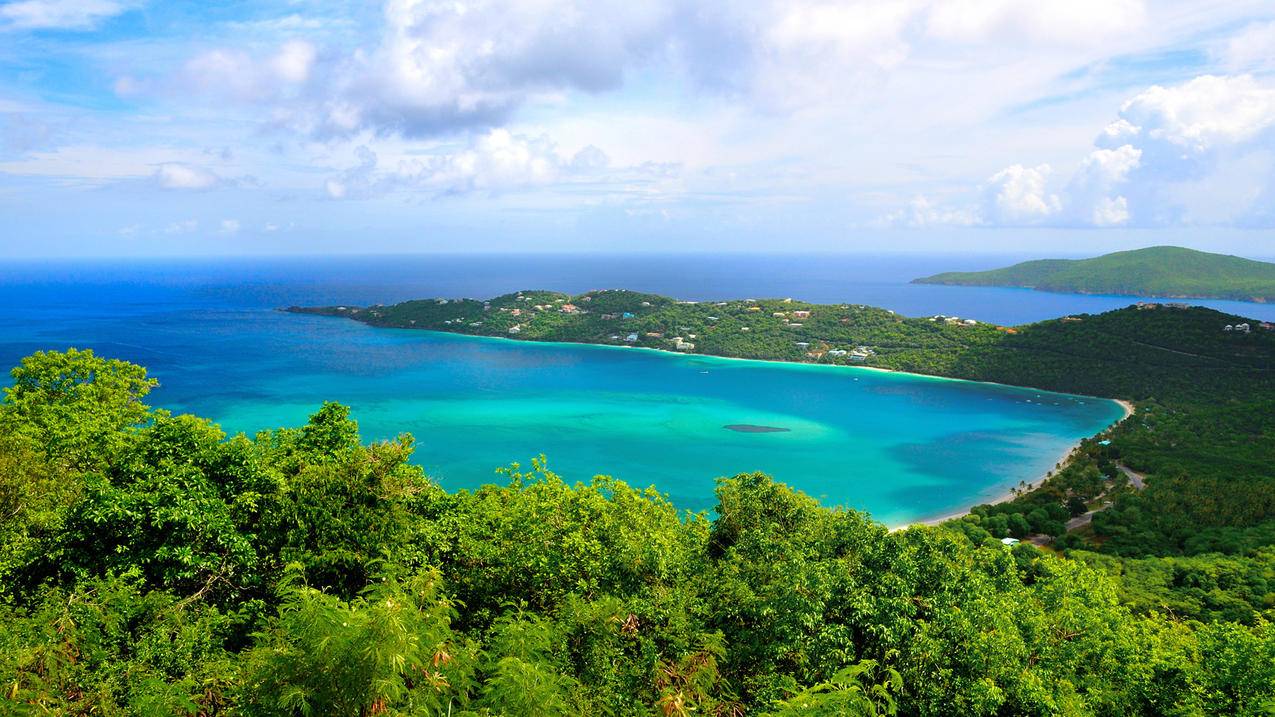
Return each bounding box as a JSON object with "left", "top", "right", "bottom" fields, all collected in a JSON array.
[{"left": 0, "top": 254, "right": 1170, "bottom": 523}]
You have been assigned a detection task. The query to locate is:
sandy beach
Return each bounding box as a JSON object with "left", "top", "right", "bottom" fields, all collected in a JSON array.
[
  {"left": 898, "top": 398, "right": 1136, "bottom": 530},
  {"left": 361, "top": 324, "right": 1139, "bottom": 529}
]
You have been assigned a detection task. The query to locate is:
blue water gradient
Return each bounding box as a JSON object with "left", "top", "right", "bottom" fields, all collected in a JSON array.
[{"left": 1, "top": 254, "right": 1245, "bottom": 524}]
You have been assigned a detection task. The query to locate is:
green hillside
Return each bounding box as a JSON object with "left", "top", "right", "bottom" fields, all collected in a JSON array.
[
  {"left": 295, "top": 290, "right": 1275, "bottom": 560},
  {"left": 3, "top": 344, "right": 1274, "bottom": 715},
  {"left": 913, "top": 246, "right": 1275, "bottom": 303},
  {"left": 4, "top": 299, "right": 1275, "bottom": 713}
]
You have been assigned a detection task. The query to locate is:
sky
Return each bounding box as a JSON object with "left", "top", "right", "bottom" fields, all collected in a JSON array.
[{"left": 2, "top": 0, "right": 1275, "bottom": 257}]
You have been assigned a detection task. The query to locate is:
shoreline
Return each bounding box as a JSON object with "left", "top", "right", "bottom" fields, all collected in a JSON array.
[
  {"left": 897, "top": 398, "right": 1135, "bottom": 530},
  {"left": 367, "top": 320, "right": 1128, "bottom": 405},
  {"left": 305, "top": 314, "right": 1136, "bottom": 527}
]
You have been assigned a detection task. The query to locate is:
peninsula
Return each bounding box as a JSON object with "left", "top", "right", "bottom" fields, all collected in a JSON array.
[
  {"left": 913, "top": 245, "right": 1275, "bottom": 303},
  {"left": 290, "top": 291, "right": 1275, "bottom": 559}
]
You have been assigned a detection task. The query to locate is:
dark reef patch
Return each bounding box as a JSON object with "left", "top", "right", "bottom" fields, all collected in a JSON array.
[{"left": 724, "top": 424, "right": 790, "bottom": 433}]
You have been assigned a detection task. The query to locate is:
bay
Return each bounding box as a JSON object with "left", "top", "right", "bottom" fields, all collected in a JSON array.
[{"left": 1, "top": 253, "right": 1234, "bottom": 524}]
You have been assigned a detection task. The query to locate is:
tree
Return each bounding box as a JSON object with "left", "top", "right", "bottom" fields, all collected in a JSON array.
[
  {"left": 1007, "top": 513, "right": 1031, "bottom": 539},
  {"left": 238, "top": 563, "right": 474, "bottom": 717},
  {"left": 1, "top": 348, "right": 157, "bottom": 470}
]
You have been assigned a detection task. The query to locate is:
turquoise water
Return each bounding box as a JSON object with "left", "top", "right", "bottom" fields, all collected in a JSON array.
[
  {"left": 0, "top": 256, "right": 1134, "bottom": 525},
  {"left": 173, "top": 315, "right": 1123, "bottom": 526}
]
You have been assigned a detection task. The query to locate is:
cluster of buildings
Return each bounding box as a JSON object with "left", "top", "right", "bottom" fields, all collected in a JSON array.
[
  {"left": 825, "top": 346, "right": 875, "bottom": 362},
  {"left": 930, "top": 314, "right": 978, "bottom": 326}
]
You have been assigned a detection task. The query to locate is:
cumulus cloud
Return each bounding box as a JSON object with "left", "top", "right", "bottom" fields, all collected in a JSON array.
[
  {"left": 1090, "top": 196, "right": 1130, "bottom": 226},
  {"left": 219, "top": 219, "right": 240, "bottom": 234},
  {"left": 981, "top": 164, "right": 1059, "bottom": 224},
  {"left": 161, "top": 0, "right": 1159, "bottom": 138},
  {"left": 889, "top": 73, "right": 1275, "bottom": 228},
  {"left": 0, "top": 0, "right": 139, "bottom": 31},
  {"left": 176, "top": 0, "right": 674, "bottom": 138},
  {"left": 324, "top": 130, "right": 626, "bottom": 199},
  {"left": 154, "top": 162, "right": 221, "bottom": 190},
  {"left": 181, "top": 41, "right": 317, "bottom": 103},
  {"left": 1116, "top": 74, "right": 1275, "bottom": 154},
  {"left": 1063, "top": 144, "right": 1141, "bottom": 226},
  {"left": 876, "top": 195, "right": 977, "bottom": 228}
]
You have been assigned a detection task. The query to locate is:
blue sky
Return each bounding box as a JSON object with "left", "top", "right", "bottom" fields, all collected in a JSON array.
[{"left": 2, "top": 0, "right": 1275, "bottom": 257}]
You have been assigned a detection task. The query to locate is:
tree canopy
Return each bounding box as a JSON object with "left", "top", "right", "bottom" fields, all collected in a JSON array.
[{"left": 1, "top": 349, "right": 1272, "bottom": 715}]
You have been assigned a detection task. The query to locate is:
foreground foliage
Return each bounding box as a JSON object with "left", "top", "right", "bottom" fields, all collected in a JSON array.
[{"left": 1, "top": 349, "right": 1273, "bottom": 715}]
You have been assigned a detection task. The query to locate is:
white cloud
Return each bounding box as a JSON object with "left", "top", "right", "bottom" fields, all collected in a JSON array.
[
  {"left": 1063, "top": 144, "right": 1141, "bottom": 225},
  {"left": 1091, "top": 196, "right": 1130, "bottom": 226},
  {"left": 159, "top": 0, "right": 1165, "bottom": 138},
  {"left": 219, "top": 219, "right": 240, "bottom": 234},
  {"left": 982, "top": 164, "right": 1059, "bottom": 224},
  {"left": 925, "top": 0, "right": 1145, "bottom": 47},
  {"left": 0, "top": 0, "right": 138, "bottom": 31},
  {"left": 165, "top": 219, "right": 198, "bottom": 234},
  {"left": 324, "top": 130, "right": 623, "bottom": 199},
  {"left": 270, "top": 40, "right": 317, "bottom": 85},
  {"left": 1117, "top": 75, "right": 1275, "bottom": 153},
  {"left": 877, "top": 195, "right": 977, "bottom": 227},
  {"left": 154, "top": 162, "right": 220, "bottom": 190},
  {"left": 324, "top": 178, "right": 348, "bottom": 199},
  {"left": 1218, "top": 21, "right": 1275, "bottom": 73},
  {"left": 1077, "top": 145, "right": 1141, "bottom": 185},
  {"left": 181, "top": 41, "right": 317, "bottom": 104},
  {"left": 892, "top": 73, "right": 1275, "bottom": 228}
]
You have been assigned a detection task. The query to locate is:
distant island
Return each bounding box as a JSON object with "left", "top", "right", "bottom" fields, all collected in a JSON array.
[{"left": 913, "top": 245, "right": 1275, "bottom": 303}]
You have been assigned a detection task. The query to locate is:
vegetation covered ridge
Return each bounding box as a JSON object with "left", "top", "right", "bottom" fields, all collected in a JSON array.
[
  {"left": 2, "top": 348, "right": 1273, "bottom": 716},
  {"left": 292, "top": 294, "right": 1275, "bottom": 602},
  {"left": 288, "top": 288, "right": 1272, "bottom": 399},
  {"left": 912, "top": 245, "right": 1275, "bottom": 303}
]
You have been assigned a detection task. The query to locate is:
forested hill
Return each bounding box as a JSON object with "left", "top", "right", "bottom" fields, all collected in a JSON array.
[
  {"left": 289, "top": 290, "right": 1273, "bottom": 400},
  {"left": 2, "top": 349, "right": 1273, "bottom": 715},
  {"left": 0, "top": 301, "right": 1272, "bottom": 713},
  {"left": 295, "top": 293, "right": 1275, "bottom": 563},
  {"left": 912, "top": 246, "right": 1275, "bottom": 303}
]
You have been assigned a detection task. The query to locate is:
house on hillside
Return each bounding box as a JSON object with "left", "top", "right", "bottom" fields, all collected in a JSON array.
[
  {"left": 792, "top": 310, "right": 811, "bottom": 319},
  {"left": 849, "top": 347, "right": 875, "bottom": 362}
]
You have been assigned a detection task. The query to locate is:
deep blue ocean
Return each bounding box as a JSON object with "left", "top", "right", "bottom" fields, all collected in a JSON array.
[{"left": 0, "top": 253, "right": 1267, "bottom": 523}]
